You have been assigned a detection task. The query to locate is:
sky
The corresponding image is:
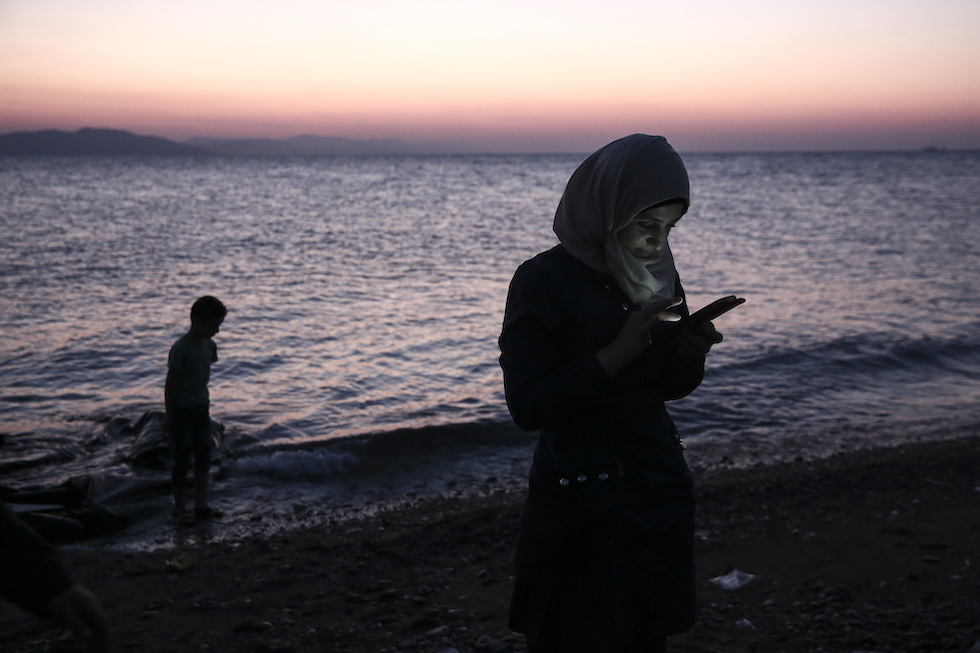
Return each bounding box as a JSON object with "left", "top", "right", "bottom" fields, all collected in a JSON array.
[{"left": 1, "top": 0, "right": 978, "bottom": 153}]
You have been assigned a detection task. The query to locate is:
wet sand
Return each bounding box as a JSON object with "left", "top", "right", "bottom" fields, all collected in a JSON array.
[{"left": 2, "top": 434, "right": 978, "bottom": 653}]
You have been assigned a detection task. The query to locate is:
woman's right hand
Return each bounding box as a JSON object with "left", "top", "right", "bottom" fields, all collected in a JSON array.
[{"left": 597, "top": 297, "right": 683, "bottom": 377}]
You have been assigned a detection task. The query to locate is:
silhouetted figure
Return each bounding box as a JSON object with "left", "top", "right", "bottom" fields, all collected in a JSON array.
[
  {"left": 499, "top": 135, "right": 723, "bottom": 652},
  {"left": 0, "top": 503, "right": 111, "bottom": 652},
  {"left": 165, "top": 295, "right": 227, "bottom": 522}
]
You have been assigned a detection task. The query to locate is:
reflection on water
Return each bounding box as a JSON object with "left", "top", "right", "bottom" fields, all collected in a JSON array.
[
  {"left": 1, "top": 151, "right": 979, "bottom": 472},
  {"left": 3, "top": 152, "right": 980, "bottom": 549}
]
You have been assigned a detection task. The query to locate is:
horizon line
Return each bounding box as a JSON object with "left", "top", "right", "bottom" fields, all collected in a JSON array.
[{"left": 0, "top": 125, "right": 973, "bottom": 157}]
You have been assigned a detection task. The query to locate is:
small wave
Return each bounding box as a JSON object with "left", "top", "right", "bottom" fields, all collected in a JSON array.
[
  {"left": 0, "top": 444, "right": 80, "bottom": 475},
  {"left": 224, "top": 420, "right": 534, "bottom": 480},
  {"left": 230, "top": 449, "right": 357, "bottom": 479},
  {"left": 721, "top": 328, "right": 980, "bottom": 380},
  {"left": 671, "top": 327, "right": 980, "bottom": 447}
]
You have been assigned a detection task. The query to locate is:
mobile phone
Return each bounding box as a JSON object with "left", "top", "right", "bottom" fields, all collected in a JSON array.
[{"left": 660, "top": 295, "right": 745, "bottom": 338}]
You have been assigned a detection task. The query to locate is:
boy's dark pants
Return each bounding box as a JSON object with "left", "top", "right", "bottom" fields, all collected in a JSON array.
[{"left": 171, "top": 405, "right": 212, "bottom": 487}]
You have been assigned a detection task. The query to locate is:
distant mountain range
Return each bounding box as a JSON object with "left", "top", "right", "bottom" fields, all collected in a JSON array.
[{"left": 0, "top": 128, "right": 418, "bottom": 156}]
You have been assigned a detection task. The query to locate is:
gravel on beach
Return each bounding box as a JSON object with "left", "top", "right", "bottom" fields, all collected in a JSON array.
[{"left": 2, "top": 435, "right": 978, "bottom": 653}]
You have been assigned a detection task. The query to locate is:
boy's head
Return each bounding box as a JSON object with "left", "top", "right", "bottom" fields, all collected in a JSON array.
[{"left": 190, "top": 296, "right": 227, "bottom": 337}]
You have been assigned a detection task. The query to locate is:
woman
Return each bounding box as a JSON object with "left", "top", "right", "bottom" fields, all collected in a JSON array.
[{"left": 498, "top": 134, "right": 723, "bottom": 652}]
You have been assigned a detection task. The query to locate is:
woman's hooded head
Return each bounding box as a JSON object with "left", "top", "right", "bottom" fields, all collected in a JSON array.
[{"left": 553, "top": 134, "right": 690, "bottom": 306}]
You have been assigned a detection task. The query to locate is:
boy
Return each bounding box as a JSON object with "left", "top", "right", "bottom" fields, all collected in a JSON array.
[{"left": 164, "top": 295, "right": 226, "bottom": 521}]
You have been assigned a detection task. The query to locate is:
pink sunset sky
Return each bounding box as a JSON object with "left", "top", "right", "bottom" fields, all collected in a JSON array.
[{"left": 1, "top": 0, "right": 978, "bottom": 153}]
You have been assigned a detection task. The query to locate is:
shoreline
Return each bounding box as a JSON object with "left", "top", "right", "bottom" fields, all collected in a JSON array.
[{"left": 2, "top": 434, "right": 978, "bottom": 652}]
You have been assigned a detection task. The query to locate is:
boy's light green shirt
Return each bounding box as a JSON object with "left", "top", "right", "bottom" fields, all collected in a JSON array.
[{"left": 168, "top": 335, "right": 218, "bottom": 407}]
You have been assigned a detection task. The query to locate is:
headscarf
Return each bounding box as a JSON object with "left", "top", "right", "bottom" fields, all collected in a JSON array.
[{"left": 553, "top": 134, "right": 690, "bottom": 307}]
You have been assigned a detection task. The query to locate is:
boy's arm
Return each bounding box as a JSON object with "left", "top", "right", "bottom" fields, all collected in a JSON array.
[{"left": 164, "top": 367, "right": 179, "bottom": 436}]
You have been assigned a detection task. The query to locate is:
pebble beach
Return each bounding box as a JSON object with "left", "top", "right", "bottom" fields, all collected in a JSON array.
[{"left": 2, "top": 433, "right": 978, "bottom": 653}]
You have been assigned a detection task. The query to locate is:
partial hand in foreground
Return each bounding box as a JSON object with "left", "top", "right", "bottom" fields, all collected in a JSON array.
[
  {"left": 46, "top": 584, "right": 111, "bottom": 653},
  {"left": 597, "top": 296, "right": 683, "bottom": 377}
]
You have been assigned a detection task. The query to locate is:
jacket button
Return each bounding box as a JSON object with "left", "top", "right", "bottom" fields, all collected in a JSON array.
[
  {"left": 598, "top": 472, "right": 609, "bottom": 481},
  {"left": 559, "top": 478, "right": 570, "bottom": 486},
  {"left": 577, "top": 474, "right": 587, "bottom": 482},
  {"left": 621, "top": 304, "right": 630, "bottom": 311}
]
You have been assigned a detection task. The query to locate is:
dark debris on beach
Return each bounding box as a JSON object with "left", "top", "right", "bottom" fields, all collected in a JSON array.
[{"left": 1, "top": 436, "right": 978, "bottom": 653}]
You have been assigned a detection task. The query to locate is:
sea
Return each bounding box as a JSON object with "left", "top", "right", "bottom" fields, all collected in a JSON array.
[{"left": 2, "top": 150, "right": 979, "bottom": 550}]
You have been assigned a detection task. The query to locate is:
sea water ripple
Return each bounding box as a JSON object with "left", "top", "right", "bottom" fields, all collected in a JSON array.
[{"left": 2, "top": 151, "right": 980, "bottom": 506}]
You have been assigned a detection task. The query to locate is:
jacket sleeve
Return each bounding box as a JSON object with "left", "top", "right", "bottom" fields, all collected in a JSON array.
[
  {"left": 647, "top": 335, "right": 706, "bottom": 400},
  {"left": 0, "top": 503, "right": 74, "bottom": 618},
  {"left": 498, "top": 262, "right": 616, "bottom": 431}
]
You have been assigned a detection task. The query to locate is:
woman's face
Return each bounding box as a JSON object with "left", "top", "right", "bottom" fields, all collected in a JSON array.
[{"left": 615, "top": 203, "right": 685, "bottom": 260}]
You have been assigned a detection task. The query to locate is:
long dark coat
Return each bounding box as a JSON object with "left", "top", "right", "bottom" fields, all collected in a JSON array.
[{"left": 499, "top": 244, "right": 704, "bottom": 651}]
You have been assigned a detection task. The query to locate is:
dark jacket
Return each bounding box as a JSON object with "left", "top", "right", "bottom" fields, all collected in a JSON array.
[
  {"left": 500, "top": 244, "right": 703, "bottom": 522},
  {"left": 500, "top": 245, "right": 704, "bottom": 640}
]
